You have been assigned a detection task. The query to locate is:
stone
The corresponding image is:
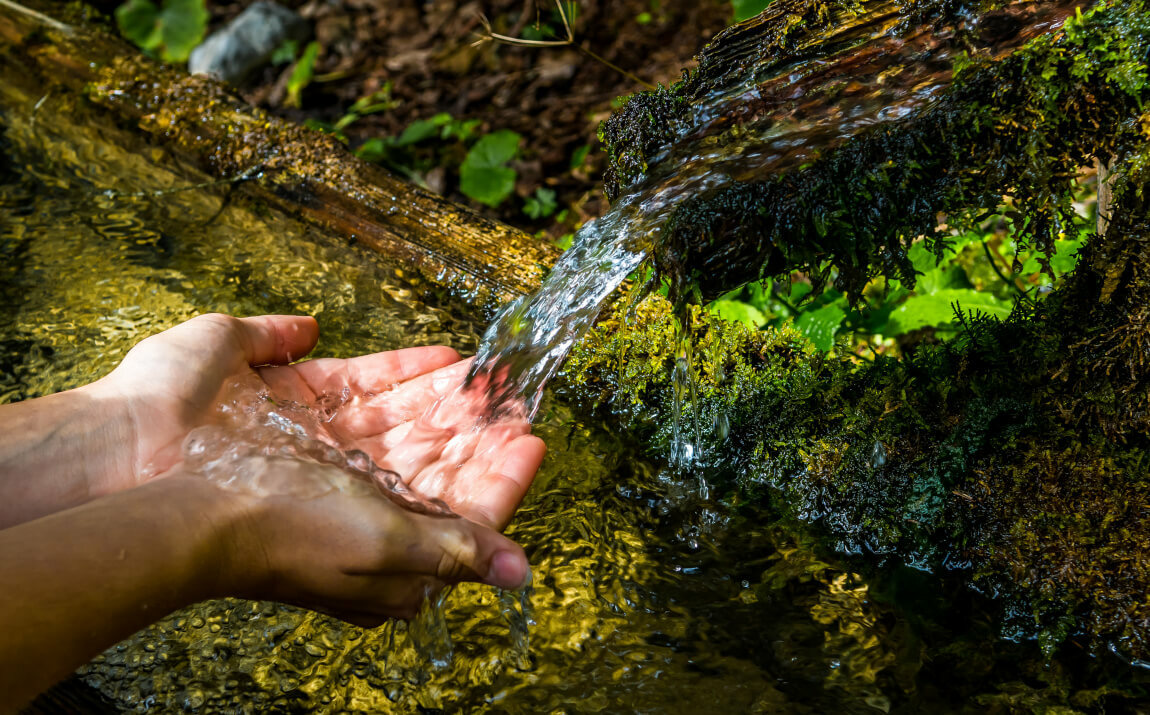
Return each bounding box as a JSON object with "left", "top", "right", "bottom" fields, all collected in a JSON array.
[{"left": 188, "top": 1, "right": 309, "bottom": 85}]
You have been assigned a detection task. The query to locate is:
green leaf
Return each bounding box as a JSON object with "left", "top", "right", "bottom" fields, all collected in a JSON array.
[
  {"left": 709, "top": 300, "right": 768, "bottom": 328},
  {"left": 157, "top": 0, "right": 208, "bottom": 61},
  {"left": 1049, "top": 236, "right": 1085, "bottom": 275},
  {"left": 460, "top": 130, "right": 521, "bottom": 207},
  {"left": 795, "top": 301, "right": 847, "bottom": 351},
  {"left": 285, "top": 41, "right": 320, "bottom": 109},
  {"left": 523, "top": 188, "right": 558, "bottom": 220},
  {"left": 731, "top": 0, "right": 773, "bottom": 22},
  {"left": 116, "top": 0, "right": 160, "bottom": 49},
  {"left": 570, "top": 144, "right": 591, "bottom": 170},
  {"left": 271, "top": 39, "right": 299, "bottom": 65},
  {"left": 886, "top": 289, "right": 1013, "bottom": 335},
  {"left": 396, "top": 113, "right": 453, "bottom": 146},
  {"left": 354, "top": 137, "right": 393, "bottom": 163}
]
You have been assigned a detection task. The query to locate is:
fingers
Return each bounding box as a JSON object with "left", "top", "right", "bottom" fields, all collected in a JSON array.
[
  {"left": 286, "top": 346, "right": 462, "bottom": 398},
  {"left": 359, "top": 508, "right": 531, "bottom": 591},
  {"left": 330, "top": 358, "right": 474, "bottom": 439},
  {"left": 232, "top": 315, "right": 320, "bottom": 366},
  {"left": 452, "top": 435, "right": 547, "bottom": 530}
]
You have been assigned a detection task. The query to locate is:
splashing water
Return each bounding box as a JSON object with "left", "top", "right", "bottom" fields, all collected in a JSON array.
[
  {"left": 463, "top": 0, "right": 1085, "bottom": 465},
  {"left": 163, "top": 372, "right": 536, "bottom": 670}
]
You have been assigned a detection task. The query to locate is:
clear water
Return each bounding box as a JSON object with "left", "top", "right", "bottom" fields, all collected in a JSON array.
[{"left": 5, "top": 16, "right": 1150, "bottom": 713}]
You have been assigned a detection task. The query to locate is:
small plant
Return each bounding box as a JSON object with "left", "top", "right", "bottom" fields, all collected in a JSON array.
[
  {"left": 116, "top": 0, "right": 208, "bottom": 62},
  {"left": 524, "top": 188, "right": 558, "bottom": 219},
  {"left": 459, "top": 130, "right": 522, "bottom": 207},
  {"left": 476, "top": 0, "right": 655, "bottom": 90},
  {"left": 284, "top": 41, "right": 320, "bottom": 109},
  {"left": 707, "top": 210, "right": 1088, "bottom": 354}
]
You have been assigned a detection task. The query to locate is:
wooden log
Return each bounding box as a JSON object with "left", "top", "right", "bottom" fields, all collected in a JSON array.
[{"left": 0, "top": 0, "right": 559, "bottom": 313}]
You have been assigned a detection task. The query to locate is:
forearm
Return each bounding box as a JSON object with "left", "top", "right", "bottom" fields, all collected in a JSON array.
[
  {"left": 0, "top": 384, "right": 133, "bottom": 528},
  {"left": 0, "top": 476, "right": 244, "bottom": 710}
]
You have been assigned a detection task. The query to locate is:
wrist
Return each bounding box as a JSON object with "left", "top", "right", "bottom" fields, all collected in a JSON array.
[{"left": 162, "top": 476, "right": 271, "bottom": 601}]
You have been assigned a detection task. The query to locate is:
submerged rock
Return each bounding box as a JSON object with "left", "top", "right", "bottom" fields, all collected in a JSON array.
[{"left": 188, "top": 1, "right": 309, "bottom": 85}]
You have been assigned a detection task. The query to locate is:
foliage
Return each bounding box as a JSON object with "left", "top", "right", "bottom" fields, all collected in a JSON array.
[
  {"left": 284, "top": 41, "right": 320, "bottom": 109},
  {"left": 731, "top": 0, "right": 773, "bottom": 22},
  {"left": 708, "top": 216, "right": 1087, "bottom": 353},
  {"left": 115, "top": 0, "right": 208, "bottom": 62},
  {"left": 601, "top": 0, "right": 1150, "bottom": 313},
  {"left": 352, "top": 115, "right": 528, "bottom": 208},
  {"left": 459, "top": 130, "right": 522, "bottom": 207},
  {"left": 524, "top": 188, "right": 558, "bottom": 219}
]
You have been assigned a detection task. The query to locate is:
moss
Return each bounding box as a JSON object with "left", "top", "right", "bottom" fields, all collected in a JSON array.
[
  {"left": 565, "top": 259, "right": 1150, "bottom": 659},
  {"left": 600, "top": 0, "right": 1150, "bottom": 307}
]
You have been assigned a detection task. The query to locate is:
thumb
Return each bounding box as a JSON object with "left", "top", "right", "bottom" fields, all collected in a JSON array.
[{"left": 413, "top": 514, "right": 530, "bottom": 591}]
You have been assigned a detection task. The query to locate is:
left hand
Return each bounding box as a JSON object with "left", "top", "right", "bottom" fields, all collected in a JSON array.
[{"left": 89, "top": 313, "right": 546, "bottom": 529}]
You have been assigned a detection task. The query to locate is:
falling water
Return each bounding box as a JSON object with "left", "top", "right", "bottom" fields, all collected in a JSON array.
[{"left": 464, "top": 0, "right": 1084, "bottom": 464}]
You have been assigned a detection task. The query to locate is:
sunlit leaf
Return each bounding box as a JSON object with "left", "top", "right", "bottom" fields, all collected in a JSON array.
[
  {"left": 285, "top": 41, "right": 320, "bottom": 109},
  {"left": 886, "top": 289, "right": 1013, "bottom": 334},
  {"left": 709, "top": 300, "right": 768, "bottom": 328},
  {"left": 795, "top": 301, "right": 847, "bottom": 351}
]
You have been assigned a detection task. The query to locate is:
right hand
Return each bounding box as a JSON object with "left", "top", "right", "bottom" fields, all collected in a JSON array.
[{"left": 215, "top": 459, "right": 530, "bottom": 627}]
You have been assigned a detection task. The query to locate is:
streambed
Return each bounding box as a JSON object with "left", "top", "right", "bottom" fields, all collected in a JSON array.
[{"left": 3, "top": 90, "right": 1150, "bottom": 714}]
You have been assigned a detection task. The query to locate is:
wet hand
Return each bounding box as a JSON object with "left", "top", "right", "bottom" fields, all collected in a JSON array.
[{"left": 213, "top": 461, "right": 531, "bottom": 626}]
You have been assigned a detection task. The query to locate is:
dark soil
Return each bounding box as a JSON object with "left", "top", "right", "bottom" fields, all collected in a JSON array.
[{"left": 206, "top": 0, "right": 733, "bottom": 239}]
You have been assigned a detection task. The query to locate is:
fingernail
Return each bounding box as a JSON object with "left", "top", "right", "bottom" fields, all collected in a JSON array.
[{"left": 488, "top": 550, "right": 529, "bottom": 590}]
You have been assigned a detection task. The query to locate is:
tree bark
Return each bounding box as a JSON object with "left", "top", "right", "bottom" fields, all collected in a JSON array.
[{"left": 0, "top": 0, "right": 559, "bottom": 313}]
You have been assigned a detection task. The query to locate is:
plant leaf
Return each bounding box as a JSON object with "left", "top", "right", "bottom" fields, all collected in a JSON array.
[
  {"left": 460, "top": 130, "right": 521, "bottom": 207},
  {"left": 732, "top": 0, "right": 773, "bottom": 22},
  {"left": 709, "top": 300, "right": 768, "bottom": 328},
  {"left": 795, "top": 301, "right": 847, "bottom": 351},
  {"left": 116, "top": 0, "right": 160, "bottom": 50},
  {"left": 886, "top": 289, "right": 1013, "bottom": 334},
  {"left": 285, "top": 41, "right": 320, "bottom": 109},
  {"left": 157, "top": 0, "right": 208, "bottom": 61}
]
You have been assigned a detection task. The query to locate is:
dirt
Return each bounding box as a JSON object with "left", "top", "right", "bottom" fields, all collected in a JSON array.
[{"left": 204, "top": 0, "right": 734, "bottom": 239}]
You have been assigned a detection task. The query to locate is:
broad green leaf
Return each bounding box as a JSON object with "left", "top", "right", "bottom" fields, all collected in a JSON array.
[
  {"left": 157, "top": 0, "right": 208, "bottom": 61},
  {"left": 570, "top": 144, "right": 591, "bottom": 170},
  {"left": 354, "top": 137, "right": 392, "bottom": 163},
  {"left": 709, "top": 300, "right": 768, "bottom": 328},
  {"left": 460, "top": 166, "right": 516, "bottom": 207},
  {"left": 1050, "top": 236, "right": 1085, "bottom": 275},
  {"left": 460, "top": 130, "right": 521, "bottom": 207},
  {"left": 795, "top": 301, "right": 847, "bottom": 351},
  {"left": 465, "top": 130, "right": 522, "bottom": 168},
  {"left": 285, "top": 41, "right": 320, "bottom": 109},
  {"left": 116, "top": 0, "right": 160, "bottom": 49},
  {"left": 917, "top": 264, "right": 974, "bottom": 294},
  {"left": 886, "top": 289, "right": 1012, "bottom": 334}
]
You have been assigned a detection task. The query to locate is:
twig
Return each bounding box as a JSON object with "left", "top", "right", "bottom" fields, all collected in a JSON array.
[
  {"left": 474, "top": 0, "right": 656, "bottom": 91},
  {"left": 0, "top": 0, "right": 72, "bottom": 33},
  {"left": 982, "top": 239, "right": 1034, "bottom": 303}
]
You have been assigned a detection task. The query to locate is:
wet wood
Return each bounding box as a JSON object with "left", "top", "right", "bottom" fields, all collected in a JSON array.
[{"left": 0, "top": 0, "right": 559, "bottom": 311}]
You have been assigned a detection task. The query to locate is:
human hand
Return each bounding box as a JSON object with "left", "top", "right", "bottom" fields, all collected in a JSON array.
[
  {"left": 211, "top": 460, "right": 531, "bottom": 626},
  {"left": 91, "top": 313, "right": 546, "bottom": 530}
]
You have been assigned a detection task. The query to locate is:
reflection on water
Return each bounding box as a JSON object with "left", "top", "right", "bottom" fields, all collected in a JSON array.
[{"left": 5, "top": 53, "right": 1150, "bottom": 715}]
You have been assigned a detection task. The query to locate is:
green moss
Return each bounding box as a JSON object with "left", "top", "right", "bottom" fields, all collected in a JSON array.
[{"left": 566, "top": 259, "right": 1150, "bottom": 659}]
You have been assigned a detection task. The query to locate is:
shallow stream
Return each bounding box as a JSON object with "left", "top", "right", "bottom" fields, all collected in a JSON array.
[{"left": 4, "top": 68, "right": 1150, "bottom": 715}]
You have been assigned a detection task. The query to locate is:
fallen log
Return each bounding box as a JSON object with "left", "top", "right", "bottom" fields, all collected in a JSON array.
[{"left": 0, "top": 0, "right": 558, "bottom": 313}]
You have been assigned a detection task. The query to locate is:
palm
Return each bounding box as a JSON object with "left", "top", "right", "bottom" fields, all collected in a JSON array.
[
  {"left": 258, "top": 353, "right": 544, "bottom": 530},
  {"left": 104, "top": 314, "right": 544, "bottom": 529}
]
